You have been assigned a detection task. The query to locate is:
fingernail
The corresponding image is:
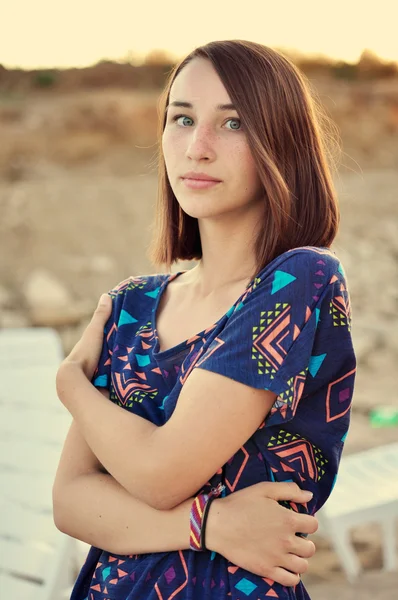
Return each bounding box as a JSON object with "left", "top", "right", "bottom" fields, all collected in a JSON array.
[{"left": 303, "top": 491, "right": 313, "bottom": 500}]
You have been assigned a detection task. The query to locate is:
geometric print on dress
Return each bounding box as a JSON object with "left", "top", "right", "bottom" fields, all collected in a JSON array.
[
  {"left": 329, "top": 273, "right": 352, "bottom": 332},
  {"left": 182, "top": 323, "right": 224, "bottom": 385},
  {"left": 326, "top": 367, "right": 356, "bottom": 423},
  {"left": 227, "top": 565, "right": 281, "bottom": 599},
  {"left": 76, "top": 250, "right": 356, "bottom": 600},
  {"left": 89, "top": 555, "right": 130, "bottom": 596},
  {"left": 111, "top": 368, "right": 159, "bottom": 408},
  {"left": 109, "top": 275, "right": 144, "bottom": 299},
  {"left": 267, "top": 428, "right": 329, "bottom": 482},
  {"left": 135, "top": 320, "right": 157, "bottom": 348},
  {"left": 125, "top": 275, "right": 150, "bottom": 292},
  {"left": 251, "top": 303, "right": 296, "bottom": 381},
  {"left": 111, "top": 319, "right": 160, "bottom": 408},
  {"left": 241, "top": 275, "right": 261, "bottom": 300},
  {"left": 268, "top": 368, "right": 308, "bottom": 422}
]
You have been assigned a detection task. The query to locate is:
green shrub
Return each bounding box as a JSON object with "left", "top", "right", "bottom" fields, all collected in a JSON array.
[
  {"left": 34, "top": 70, "right": 57, "bottom": 88},
  {"left": 331, "top": 62, "right": 358, "bottom": 80}
]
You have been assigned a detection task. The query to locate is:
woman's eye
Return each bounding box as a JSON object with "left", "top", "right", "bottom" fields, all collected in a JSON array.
[
  {"left": 171, "top": 114, "right": 241, "bottom": 130},
  {"left": 173, "top": 115, "right": 193, "bottom": 127},
  {"left": 225, "top": 118, "right": 241, "bottom": 130}
]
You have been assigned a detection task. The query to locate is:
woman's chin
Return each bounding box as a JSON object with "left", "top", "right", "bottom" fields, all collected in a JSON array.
[{"left": 179, "top": 204, "right": 226, "bottom": 220}]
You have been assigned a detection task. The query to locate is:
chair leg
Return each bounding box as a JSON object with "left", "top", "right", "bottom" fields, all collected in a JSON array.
[
  {"left": 381, "top": 519, "right": 397, "bottom": 572},
  {"left": 329, "top": 526, "right": 362, "bottom": 583}
]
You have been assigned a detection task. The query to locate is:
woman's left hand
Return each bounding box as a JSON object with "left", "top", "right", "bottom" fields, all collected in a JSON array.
[{"left": 59, "top": 293, "right": 113, "bottom": 381}]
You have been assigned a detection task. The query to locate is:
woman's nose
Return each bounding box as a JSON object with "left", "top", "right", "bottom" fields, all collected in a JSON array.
[{"left": 186, "top": 126, "right": 216, "bottom": 161}]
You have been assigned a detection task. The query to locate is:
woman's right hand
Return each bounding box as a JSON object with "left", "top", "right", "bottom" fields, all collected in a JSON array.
[{"left": 205, "top": 482, "right": 318, "bottom": 587}]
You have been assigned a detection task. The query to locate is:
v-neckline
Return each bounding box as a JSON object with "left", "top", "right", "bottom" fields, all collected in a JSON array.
[{"left": 151, "top": 270, "right": 252, "bottom": 361}]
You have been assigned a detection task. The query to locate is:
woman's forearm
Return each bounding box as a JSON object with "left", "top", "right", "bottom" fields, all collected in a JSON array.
[
  {"left": 56, "top": 363, "right": 158, "bottom": 502},
  {"left": 53, "top": 470, "right": 221, "bottom": 556}
]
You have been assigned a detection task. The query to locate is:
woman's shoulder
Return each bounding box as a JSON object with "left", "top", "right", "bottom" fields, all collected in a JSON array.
[
  {"left": 246, "top": 246, "right": 349, "bottom": 311},
  {"left": 107, "top": 272, "right": 165, "bottom": 297},
  {"left": 263, "top": 245, "right": 344, "bottom": 280},
  {"left": 106, "top": 272, "right": 168, "bottom": 320}
]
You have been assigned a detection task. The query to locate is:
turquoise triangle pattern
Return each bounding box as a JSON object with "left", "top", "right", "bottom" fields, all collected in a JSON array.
[
  {"left": 118, "top": 309, "right": 138, "bottom": 326},
  {"left": 315, "top": 307, "right": 320, "bottom": 326},
  {"left": 226, "top": 305, "right": 235, "bottom": 317},
  {"left": 145, "top": 287, "right": 160, "bottom": 299},
  {"left": 271, "top": 270, "right": 297, "bottom": 295},
  {"left": 102, "top": 566, "right": 111, "bottom": 580},
  {"left": 234, "top": 302, "right": 244, "bottom": 313},
  {"left": 309, "top": 353, "right": 327, "bottom": 377},
  {"left": 94, "top": 374, "right": 108, "bottom": 387},
  {"left": 136, "top": 354, "right": 151, "bottom": 367}
]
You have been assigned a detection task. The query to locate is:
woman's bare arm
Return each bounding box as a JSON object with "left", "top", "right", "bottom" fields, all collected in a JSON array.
[
  {"left": 53, "top": 417, "right": 197, "bottom": 555},
  {"left": 56, "top": 363, "right": 278, "bottom": 510},
  {"left": 53, "top": 392, "right": 317, "bottom": 585}
]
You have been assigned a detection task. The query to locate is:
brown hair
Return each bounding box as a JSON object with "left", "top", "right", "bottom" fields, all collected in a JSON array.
[{"left": 147, "top": 39, "right": 341, "bottom": 280}]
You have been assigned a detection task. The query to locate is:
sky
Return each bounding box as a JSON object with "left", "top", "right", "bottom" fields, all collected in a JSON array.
[{"left": 1, "top": 0, "right": 396, "bottom": 69}]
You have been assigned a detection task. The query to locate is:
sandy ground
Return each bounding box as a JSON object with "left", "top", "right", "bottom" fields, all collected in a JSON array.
[{"left": 305, "top": 570, "right": 398, "bottom": 599}]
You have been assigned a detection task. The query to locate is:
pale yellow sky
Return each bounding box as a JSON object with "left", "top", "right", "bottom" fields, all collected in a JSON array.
[{"left": 1, "top": 0, "right": 396, "bottom": 69}]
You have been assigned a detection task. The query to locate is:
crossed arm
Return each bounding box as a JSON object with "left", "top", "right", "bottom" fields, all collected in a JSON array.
[{"left": 56, "top": 362, "right": 277, "bottom": 510}]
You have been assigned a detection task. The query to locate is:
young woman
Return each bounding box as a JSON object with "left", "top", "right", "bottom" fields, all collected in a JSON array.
[{"left": 54, "top": 40, "right": 356, "bottom": 600}]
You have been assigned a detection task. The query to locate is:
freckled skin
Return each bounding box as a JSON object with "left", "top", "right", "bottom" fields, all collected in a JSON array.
[{"left": 162, "top": 57, "right": 265, "bottom": 223}]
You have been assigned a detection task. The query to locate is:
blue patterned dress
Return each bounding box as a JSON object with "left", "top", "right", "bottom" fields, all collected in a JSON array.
[{"left": 70, "top": 246, "right": 356, "bottom": 600}]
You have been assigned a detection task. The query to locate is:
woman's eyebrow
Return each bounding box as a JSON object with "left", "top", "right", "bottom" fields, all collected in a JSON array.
[{"left": 165, "top": 101, "right": 237, "bottom": 113}]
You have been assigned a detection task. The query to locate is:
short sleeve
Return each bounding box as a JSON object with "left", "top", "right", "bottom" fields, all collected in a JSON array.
[
  {"left": 195, "top": 249, "right": 356, "bottom": 428},
  {"left": 90, "top": 278, "right": 130, "bottom": 390}
]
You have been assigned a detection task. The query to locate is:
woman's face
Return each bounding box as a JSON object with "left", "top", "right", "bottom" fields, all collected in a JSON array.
[{"left": 162, "top": 57, "right": 264, "bottom": 221}]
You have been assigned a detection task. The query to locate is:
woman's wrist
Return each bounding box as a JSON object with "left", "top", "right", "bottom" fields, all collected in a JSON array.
[{"left": 201, "top": 497, "right": 225, "bottom": 554}]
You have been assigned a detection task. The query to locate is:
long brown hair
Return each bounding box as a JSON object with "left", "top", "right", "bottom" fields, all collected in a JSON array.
[{"left": 147, "top": 40, "right": 341, "bottom": 280}]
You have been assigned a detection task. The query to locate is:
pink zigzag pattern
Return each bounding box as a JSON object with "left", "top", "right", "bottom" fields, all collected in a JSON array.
[
  {"left": 253, "top": 304, "right": 292, "bottom": 370},
  {"left": 112, "top": 371, "right": 157, "bottom": 405}
]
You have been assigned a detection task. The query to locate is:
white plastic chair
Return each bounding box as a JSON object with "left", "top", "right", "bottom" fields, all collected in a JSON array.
[
  {"left": 317, "top": 441, "right": 398, "bottom": 582},
  {"left": 0, "top": 328, "right": 79, "bottom": 600}
]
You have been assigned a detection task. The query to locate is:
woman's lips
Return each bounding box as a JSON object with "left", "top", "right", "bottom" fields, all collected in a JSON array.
[{"left": 182, "top": 178, "right": 221, "bottom": 190}]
